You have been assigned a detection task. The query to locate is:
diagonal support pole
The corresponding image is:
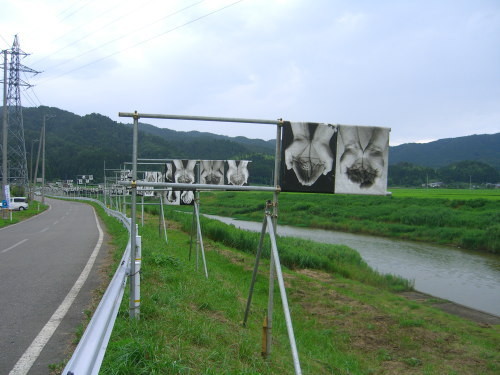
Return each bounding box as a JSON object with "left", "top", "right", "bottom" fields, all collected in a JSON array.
[
  {"left": 266, "top": 215, "right": 302, "bottom": 375},
  {"left": 194, "top": 199, "right": 208, "bottom": 279},
  {"left": 243, "top": 214, "right": 268, "bottom": 327}
]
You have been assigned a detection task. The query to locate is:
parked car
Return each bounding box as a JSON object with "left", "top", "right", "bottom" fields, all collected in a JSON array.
[{"left": 9, "top": 197, "right": 29, "bottom": 211}]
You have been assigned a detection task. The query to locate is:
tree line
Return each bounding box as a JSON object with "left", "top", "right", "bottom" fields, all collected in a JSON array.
[{"left": 388, "top": 161, "right": 500, "bottom": 187}]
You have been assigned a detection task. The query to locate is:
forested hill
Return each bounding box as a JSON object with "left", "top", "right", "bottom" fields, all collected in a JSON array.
[
  {"left": 18, "top": 106, "right": 275, "bottom": 182},
  {"left": 133, "top": 122, "right": 275, "bottom": 155},
  {"left": 390, "top": 133, "right": 500, "bottom": 170}
]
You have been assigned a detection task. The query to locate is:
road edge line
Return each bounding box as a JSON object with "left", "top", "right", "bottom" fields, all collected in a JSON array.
[{"left": 8, "top": 206, "right": 104, "bottom": 375}]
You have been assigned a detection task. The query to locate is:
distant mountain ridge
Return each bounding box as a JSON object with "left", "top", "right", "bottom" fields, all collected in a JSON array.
[
  {"left": 389, "top": 133, "right": 500, "bottom": 170},
  {"left": 132, "top": 122, "right": 275, "bottom": 156}
]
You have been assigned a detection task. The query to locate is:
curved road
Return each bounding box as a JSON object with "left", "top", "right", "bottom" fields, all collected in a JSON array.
[{"left": 0, "top": 198, "right": 108, "bottom": 375}]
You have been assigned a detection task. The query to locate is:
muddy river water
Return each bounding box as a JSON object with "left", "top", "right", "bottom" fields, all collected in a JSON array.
[{"left": 204, "top": 215, "right": 500, "bottom": 317}]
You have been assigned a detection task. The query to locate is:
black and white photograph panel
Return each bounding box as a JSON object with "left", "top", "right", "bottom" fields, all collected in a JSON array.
[
  {"left": 200, "top": 160, "right": 225, "bottom": 185},
  {"left": 165, "top": 162, "right": 173, "bottom": 182},
  {"left": 281, "top": 122, "right": 337, "bottom": 193},
  {"left": 334, "top": 125, "right": 390, "bottom": 195},
  {"left": 120, "top": 169, "right": 132, "bottom": 181},
  {"left": 173, "top": 160, "right": 197, "bottom": 184},
  {"left": 226, "top": 160, "right": 250, "bottom": 186},
  {"left": 163, "top": 189, "right": 180, "bottom": 205},
  {"left": 172, "top": 160, "right": 196, "bottom": 205}
]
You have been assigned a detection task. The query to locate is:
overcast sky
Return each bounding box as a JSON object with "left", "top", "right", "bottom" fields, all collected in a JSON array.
[{"left": 1, "top": 0, "right": 499, "bottom": 145}]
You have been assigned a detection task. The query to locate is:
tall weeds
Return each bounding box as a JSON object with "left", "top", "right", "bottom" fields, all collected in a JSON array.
[{"left": 159, "top": 208, "right": 413, "bottom": 292}]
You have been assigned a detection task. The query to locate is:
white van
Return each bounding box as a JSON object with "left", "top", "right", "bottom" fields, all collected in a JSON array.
[{"left": 10, "top": 197, "right": 29, "bottom": 211}]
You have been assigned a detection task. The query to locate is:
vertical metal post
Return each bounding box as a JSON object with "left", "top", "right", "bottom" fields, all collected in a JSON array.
[
  {"left": 129, "top": 112, "right": 138, "bottom": 318},
  {"left": 2, "top": 50, "right": 8, "bottom": 203},
  {"left": 265, "top": 121, "right": 283, "bottom": 356},
  {"left": 134, "top": 224, "right": 141, "bottom": 316},
  {"left": 141, "top": 195, "right": 144, "bottom": 226}
]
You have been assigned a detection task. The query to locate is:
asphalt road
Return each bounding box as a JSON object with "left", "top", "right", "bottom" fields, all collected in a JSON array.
[{"left": 0, "top": 198, "right": 108, "bottom": 375}]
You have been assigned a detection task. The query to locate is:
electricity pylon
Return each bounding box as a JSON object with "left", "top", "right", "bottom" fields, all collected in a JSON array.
[{"left": 1, "top": 35, "right": 40, "bottom": 193}]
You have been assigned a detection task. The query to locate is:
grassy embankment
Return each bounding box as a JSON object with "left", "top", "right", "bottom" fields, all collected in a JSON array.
[
  {"left": 182, "top": 189, "right": 500, "bottom": 254},
  {"left": 0, "top": 201, "right": 48, "bottom": 228},
  {"left": 95, "top": 206, "right": 499, "bottom": 375}
]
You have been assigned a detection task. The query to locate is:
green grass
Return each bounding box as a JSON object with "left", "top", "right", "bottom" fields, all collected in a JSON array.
[
  {"left": 97, "top": 208, "right": 499, "bottom": 375},
  {"left": 0, "top": 202, "right": 49, "bottom": 228},
  {"left": 161, "top": 208, "right": 412, "bottom": 292},
  {"left": 182, "top": 190, "right": 500, "bottom": 254},
  {"left": 390, "top": 188, "right": 500, "bottom": 200}
]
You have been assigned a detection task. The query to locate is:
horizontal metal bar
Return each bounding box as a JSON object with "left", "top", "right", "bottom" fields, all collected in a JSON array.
[
  {"left": 118, "top": 180, "right": 279, "bottom": 192},
  {"left": 138, "top": 158, "right": 171, "bottom": 162},
  {"left": 118, "top": 112, "right": 283, "bottom": 125}
]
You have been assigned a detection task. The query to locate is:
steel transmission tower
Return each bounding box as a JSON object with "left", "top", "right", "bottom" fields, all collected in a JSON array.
[{"left": 1, "top": 35, "right": 40, "bottom": 190}]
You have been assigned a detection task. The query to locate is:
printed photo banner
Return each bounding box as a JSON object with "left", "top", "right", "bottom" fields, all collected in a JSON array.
[
  {"left": 158, "top": 159, "right": 251, "bottom": 205},
  {"left": 139, "top": 171, "right": 164, "bottom": 196},
  {"left": 281, "top": 122, "right": 390, "bottom": 195}
]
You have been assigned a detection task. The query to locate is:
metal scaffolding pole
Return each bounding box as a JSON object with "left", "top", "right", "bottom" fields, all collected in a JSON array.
[
  {"left": 129, "top": 112, "right": 139, "bottom": 318},
  {"left": 119, "top": 112, "right": 282, "bottom": 126}
]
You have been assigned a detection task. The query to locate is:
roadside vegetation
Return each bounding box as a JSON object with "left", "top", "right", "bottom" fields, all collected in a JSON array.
[
  {"left": 0, "top": 201, "right": 48, "bottom": 228},
  {"left": 183, "top": 189, "right": 500, "bottom": 254},
  {"left": 97, "top": 207, "right": 499, "bottom": 374}
]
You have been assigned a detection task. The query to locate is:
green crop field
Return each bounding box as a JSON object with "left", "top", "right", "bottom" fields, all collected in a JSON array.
[
  {"left": 390, "top": 188, "right": 500, "bottom": 200},
  {"left": 173, "top": 189, "right": 500, "bottom": 254}
]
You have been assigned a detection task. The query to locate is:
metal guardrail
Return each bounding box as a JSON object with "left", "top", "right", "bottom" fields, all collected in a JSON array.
[{"left": 52, "top": 197, "right": 133, "bottom": 375}]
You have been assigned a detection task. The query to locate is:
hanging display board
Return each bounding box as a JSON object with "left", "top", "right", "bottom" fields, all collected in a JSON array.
[
  {"left": 280, "top": 122, "right": 390, "bottom": 195},
  {"left": 160, "top": 159, "right": 251, "bottom": 205}
]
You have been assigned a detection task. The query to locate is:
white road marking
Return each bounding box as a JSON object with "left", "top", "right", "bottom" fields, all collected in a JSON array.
[
  {"left": 9, "top": 208, "right": 104, "bottom": 375},
  {"left": 53, "top": 220, "right": 59, "bottom": 225},
  {"left": 39, "top": 227, "right": 49, "bottom": 233},
  {"left": 1, "top": 239, "right": 28, "bottom": 254}
]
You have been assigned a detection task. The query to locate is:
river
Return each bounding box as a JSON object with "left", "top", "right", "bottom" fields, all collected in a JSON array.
[{"left": 204, "top": 215, "right": 500, "bottom": 317}]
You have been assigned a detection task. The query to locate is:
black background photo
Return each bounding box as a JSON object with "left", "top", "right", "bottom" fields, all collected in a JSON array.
[{"left": 280, "top": 122, "right": 337, "bottom": 193}]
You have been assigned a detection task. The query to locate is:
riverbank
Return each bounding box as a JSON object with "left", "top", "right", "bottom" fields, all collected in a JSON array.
[
  {"left": 98, "top": 209, "right": 499, "bottom": 374},
  {"left": 201, "top": 213, "right": 500, "bottom": 316},
  {"left": 400, "top": 291, "right": 500, "bottom": 325},
  {"left": 192, "top": 190, "right": 500, "bottom": 254}
]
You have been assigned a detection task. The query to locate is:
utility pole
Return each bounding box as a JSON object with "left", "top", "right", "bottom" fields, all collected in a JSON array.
[
  {"left": 33, "top": 126, "right": 43, "bottom": 191},
  {"left": 29, "top": 138, "right": 38, "bottom": 200},
  {"left": 41, "top": 114, "right": 55, "bottom": 205}
]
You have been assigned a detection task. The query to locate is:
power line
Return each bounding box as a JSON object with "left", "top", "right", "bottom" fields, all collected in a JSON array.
[
  {"left": 0, "top": 34, "right": 11, "bottom": 49},
  {"left": 56, "top": 0, "right": 99, "bottom": 24},
  {"left": 35, "top": 0, "right": 245, "bottom": 84},
  {"left": 35, "top": 0, "right": 208, "bottom": 75},
  {"left": 29, "top": 0, "right": 156, "bottom": 68},
  {"left": 22, "top": 89, "right": 38, "bottom": 107}
]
